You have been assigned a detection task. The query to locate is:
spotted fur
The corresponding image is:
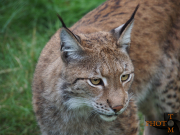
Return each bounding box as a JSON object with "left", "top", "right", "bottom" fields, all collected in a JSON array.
[{"left": 33, "top": 0, "right": 180, "bottom": 135}]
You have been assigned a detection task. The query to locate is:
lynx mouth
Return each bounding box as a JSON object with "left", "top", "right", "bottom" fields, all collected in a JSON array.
[{"left": 99, "top": 114, "right": 118, "bottom": 122}]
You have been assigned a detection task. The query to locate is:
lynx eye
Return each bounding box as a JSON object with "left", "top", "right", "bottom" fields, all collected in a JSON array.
[
  {"left": 90, "top": 78, "right": 102, "bottom": 85},
  {"left": 121, "top": 74, "right": 130, "bottom": 82}
]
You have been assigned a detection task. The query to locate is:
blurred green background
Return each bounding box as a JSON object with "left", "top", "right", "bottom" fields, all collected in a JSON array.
[{"left": 0, "top": 0, "right": 144, "bottom": 134}]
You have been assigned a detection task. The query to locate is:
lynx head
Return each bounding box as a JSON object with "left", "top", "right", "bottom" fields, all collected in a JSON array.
[{"left": 58, "top": 5, "right": 138, "bottom": 122}]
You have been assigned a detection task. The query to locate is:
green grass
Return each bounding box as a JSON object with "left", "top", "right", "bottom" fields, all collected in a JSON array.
[{"left": 0, "top": 0, "right": 144, "bottom": 134}]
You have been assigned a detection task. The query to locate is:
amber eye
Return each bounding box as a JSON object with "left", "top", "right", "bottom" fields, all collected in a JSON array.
[
  {"left": 90, "top": 78, "right": 101, "bottom": 85},
  {"left": 121, "top": 74, "right": 130, "bottom": 82}
]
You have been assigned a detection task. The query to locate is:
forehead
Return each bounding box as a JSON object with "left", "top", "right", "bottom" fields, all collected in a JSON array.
[
  {"left": 98, "top": 51, "right": 126, "bottom": 77},
  {"left": 87, "top": 47, "right": 129, "bottom": 77},
  {"left": 79, "top": 32, "right": 117, "bottom": 49},
  {"left": 75, "top": 32, "right": 130, "bottom": 76}
]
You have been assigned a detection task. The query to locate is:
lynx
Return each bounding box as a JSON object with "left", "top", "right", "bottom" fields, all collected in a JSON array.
[
  {"left": 32, "top": 0, "right": 180, "bottom": 135},
  {"left": 32, "top": 0, "right": 139, "bottom": 135}
]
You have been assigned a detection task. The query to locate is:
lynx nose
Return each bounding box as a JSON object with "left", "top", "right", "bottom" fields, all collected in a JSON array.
[{"left": 112, "top": 105, "right": 123, "bottom": 113}]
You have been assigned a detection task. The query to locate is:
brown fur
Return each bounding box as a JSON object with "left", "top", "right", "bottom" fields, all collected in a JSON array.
[{"left": 32, "top": 0, "right": 180, "bottom": 135}]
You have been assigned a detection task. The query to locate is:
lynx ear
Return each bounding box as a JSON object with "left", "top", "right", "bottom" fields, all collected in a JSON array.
[
  {"left": 58, "top": 15, "right": 83, "bottom": 63},
  {"left": 60, "top": 28, "right": 82, "bottom": 52},
  {"left": 117, "top": 20, "right": 134, "bottom": 51},
  {"left": 112, "top": 5, "right": 139, "bottom": 52},
  {"left": 60, "top": 28, "right": 84, "bottom": 63}
]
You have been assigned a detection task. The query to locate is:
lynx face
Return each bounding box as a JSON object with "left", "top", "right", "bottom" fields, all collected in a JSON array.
[
  {"left": 59, "top": 51, "right": 134, "bottom": 121},
  {"left": 58, "top": 11, "right": 136, "bottom": 121}
]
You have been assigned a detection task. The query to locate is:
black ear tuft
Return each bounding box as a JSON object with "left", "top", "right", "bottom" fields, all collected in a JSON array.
[
  {"left": 57, "top": 14, "right": 67, "bottom": 28},
  {"left": 119, "top": 4, "right": 139, "bottom": 36},
  {"left": 57, "top": 14, "right": 81, "bottom": 43}
]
